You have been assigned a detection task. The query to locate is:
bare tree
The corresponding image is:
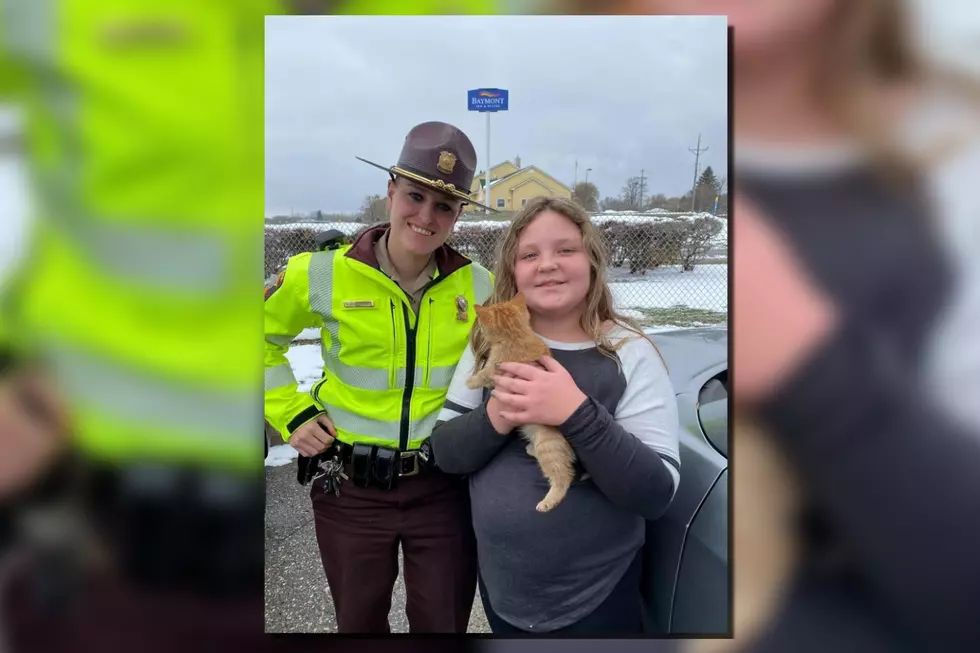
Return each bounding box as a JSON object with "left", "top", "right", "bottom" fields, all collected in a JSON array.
[
  {"left": 677, "top": 216, "right": 723, "bottom": 271},
  {"left": 620, "top": 176, "right": 643, "bottom": 209}
]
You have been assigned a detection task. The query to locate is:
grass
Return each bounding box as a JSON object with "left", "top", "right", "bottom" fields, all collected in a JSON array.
[{"left": 626, "top": 305, "right": 728, "bottom": 329}]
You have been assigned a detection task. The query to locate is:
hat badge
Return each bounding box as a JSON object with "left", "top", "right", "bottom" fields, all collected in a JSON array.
[{"left": 437, "top": 150, "right": 457, "bottom": 175}]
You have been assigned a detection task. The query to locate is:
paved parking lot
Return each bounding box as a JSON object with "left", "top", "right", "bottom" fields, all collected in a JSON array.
[{"left": 264, "top": 461, "right": 490, "bottom": 633}]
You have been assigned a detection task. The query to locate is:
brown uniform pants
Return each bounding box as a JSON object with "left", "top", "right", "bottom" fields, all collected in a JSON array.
[
  {"left": 310, "top": 468, "right": 477, "bottom": 633},
  {"left": 1, "top": 563, "right": 279, "bottom": 653}
]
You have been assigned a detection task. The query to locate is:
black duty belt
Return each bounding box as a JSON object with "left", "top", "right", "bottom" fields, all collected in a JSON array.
[{"left": 298, "top": 439, "right": 434, "bottom": 491}]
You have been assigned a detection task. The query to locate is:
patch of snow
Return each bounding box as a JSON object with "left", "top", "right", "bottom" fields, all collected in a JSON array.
[
  {"left": 265, "top": 221, "right": 367, "bottom": 236},
  {"left": 265, "top": 444, "right": 298, "bottom": 467},
  {"left": 610, "top": 264, "right": 728, "bottom": 313},
  {"left": 455, "top": 220, "right": 506, "bottom": 229},
  {"left": 284, "top": 344, "right": 324, "bottom": 392},
  {"left": 644, "top": 323, "right": 727, "bottom": 335}
]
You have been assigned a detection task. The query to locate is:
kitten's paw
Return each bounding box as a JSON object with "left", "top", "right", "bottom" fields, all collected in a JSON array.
[
  {"left": 465, "top": 376, "right": 481, "bottom": 389},
  {"left": 536, "top": 500, "right": 555, "bottom": 513}
]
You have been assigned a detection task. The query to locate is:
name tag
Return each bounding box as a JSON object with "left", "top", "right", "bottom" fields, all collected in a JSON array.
[{"left": 343, "top": 300, "right": 375, "bottom": 309}]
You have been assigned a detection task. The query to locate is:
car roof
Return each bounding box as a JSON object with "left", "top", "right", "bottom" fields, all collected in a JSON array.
[{"left": 646, "top": 327, "right": 728, "bottom": 392}]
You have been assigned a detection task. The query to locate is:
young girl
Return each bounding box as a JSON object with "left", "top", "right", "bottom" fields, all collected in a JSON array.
[
  {"left": 428, "top": 196, "right": 681, "bottom": 635},
  {"left": 591, "top": 2, "right": 980, "bottom": 652}
]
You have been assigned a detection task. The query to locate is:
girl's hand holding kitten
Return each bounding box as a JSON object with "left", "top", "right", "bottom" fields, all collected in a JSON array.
[
  {"left": 493, "top": 356, "right": 587, "bottom": 426},
  {"left": 486, "top": 393, "right": 520, "bottom": 435}
]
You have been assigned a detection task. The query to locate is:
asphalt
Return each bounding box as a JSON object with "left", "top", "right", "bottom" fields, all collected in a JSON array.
[{"left": 264, "top": 461, "right": 491, "bottom": 634}]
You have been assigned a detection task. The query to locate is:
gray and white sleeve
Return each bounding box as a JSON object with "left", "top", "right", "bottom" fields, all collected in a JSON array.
[
  {"left": 613, "top": 336, "right": 682, "bottom": 492},
  {"left": 559, "top": 336, "right": 682, "bottom": 520}
]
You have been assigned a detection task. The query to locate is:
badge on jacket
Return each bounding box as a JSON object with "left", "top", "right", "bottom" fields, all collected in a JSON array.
[{"left": 455, "top": 295, "right": 468, "bottom": 322}]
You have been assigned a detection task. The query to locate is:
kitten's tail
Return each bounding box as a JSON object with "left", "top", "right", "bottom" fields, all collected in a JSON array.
[{"left": 524, "top": 424, "right": 576, "bottom": 513}]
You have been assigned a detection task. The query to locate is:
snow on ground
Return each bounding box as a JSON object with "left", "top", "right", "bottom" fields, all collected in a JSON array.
[
  {"left": 644, "top": 322, "right": 726, "bottom": 333},
  {"left": 284, "top": 344, "right": 324, "bottom": 392},
  {"left": 265, "top": 443, "right": 299, "bottom": 467},
  {"left": 610, "top": 263, "right": 728, "bottom": 313},
  {"left": 265, "top": 221, "right": 365, "bottom": 236}
]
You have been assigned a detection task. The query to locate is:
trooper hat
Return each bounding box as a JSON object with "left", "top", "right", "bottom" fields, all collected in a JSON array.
[{"left": 356, "top": 121, "right": 496, "bottom": 213}]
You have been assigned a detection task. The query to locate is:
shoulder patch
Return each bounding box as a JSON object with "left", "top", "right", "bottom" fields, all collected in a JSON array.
[{"left": 264, "top": 268, "right": 285, "bottom": 301}]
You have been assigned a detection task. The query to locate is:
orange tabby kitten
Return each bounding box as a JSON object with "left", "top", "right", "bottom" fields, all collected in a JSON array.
[{"left": 467, "top": 292, "right": 577, "bottom": 513}]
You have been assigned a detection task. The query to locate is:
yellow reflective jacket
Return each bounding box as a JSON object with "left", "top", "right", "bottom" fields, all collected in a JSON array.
[
  {"left": 0, "top": 0, "right": 499, "bottom": 475},
  {"left": 265, "top": 225, "right": 493, "bottom": 451},
  {"left": 0, "top": 0, "right": 281, "bottom": 474}
]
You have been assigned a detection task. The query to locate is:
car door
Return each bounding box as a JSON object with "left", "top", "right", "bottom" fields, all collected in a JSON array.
[{"left": 642, "top": 366, "right": 729, "bottom": 635}]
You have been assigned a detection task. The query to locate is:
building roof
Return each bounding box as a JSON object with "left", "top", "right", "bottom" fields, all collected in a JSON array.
[{"left": 476, "top": 168, "right": 522, "bottom": 189}]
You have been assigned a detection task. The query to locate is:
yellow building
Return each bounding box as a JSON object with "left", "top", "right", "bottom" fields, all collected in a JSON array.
[{"left": 465, "top": 156, "right": 573, "bottom": 213}]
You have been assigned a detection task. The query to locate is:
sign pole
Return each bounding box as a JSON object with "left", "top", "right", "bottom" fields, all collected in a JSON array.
[
  {"left": 485, "top": 112, "right": 491, "bottom": 215},
  {"left": 467, "top": 88, "right": 508, "bottom": 216}
]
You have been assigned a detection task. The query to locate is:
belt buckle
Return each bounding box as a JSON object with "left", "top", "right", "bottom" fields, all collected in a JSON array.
[{"left": 400, "top": 451, "right": 420, "bottom": 477}]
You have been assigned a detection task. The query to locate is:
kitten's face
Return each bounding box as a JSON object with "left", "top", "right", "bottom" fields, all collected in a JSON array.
[{"left": 473, "top": 293, "right": 533, "bottom": 342}]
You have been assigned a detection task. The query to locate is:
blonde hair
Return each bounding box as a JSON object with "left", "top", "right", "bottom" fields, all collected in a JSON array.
[
  {"left": 816, "top": 0, "right": 923, "bottom": 179},
  {"left": 469, "top": 196, "right": 664, "bottom": 372},
  {"left": 790, "top": 0, "right": 980, "bottom": 196}
]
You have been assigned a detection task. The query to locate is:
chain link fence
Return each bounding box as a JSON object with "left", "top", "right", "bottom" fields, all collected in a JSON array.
[{"left": 265, "top": 212, "right": 727, "bottom": 331}]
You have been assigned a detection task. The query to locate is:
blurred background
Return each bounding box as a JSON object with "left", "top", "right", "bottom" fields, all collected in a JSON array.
[{"left": 2, "top": 1, "right": 979, "bottom": 652}]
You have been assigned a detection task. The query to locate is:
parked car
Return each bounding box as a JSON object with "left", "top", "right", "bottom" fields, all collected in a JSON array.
[{"left": 642, "top": 326, "right": 729, "bottom": 635}]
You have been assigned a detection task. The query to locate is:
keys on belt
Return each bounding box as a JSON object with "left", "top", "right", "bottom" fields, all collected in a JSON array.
[
  {"left": 301, "top": 441, "right": 430, "bottom": 492},
  {"left": 312, "top": 455, "right": 348, "bottom": 497}
]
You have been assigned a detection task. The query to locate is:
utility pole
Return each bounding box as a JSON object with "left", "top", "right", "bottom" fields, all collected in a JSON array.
[
  {"left": 688, "top": 133, "right": 708, "bottom": 213},
  {"left": 638, "top": 169, "right": 646, "bottom": 210}
]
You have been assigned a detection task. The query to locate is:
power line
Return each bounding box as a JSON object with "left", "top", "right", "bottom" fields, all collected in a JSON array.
[{"left": 688, "top": 133, "right": 708, "bottom": 212}]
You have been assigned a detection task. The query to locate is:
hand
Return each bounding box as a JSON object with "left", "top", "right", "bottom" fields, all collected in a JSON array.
[
  {"left": 288, "top": 413, "right": 336, "bottom": 457},
  {"left": 484, "top": 369, "right": 520, "bottom": 434},
  {"left": 486, "top": 395, "right": 519, "bottom": 435},
  {"left": 492, "top": 356, "right": 587, "bottom": 426},
  {"left": 733, "top": 195, "right": 841, "bottom": 403},
  {"left": 0, "top": 368, "right": 70, "bottom": 497}
]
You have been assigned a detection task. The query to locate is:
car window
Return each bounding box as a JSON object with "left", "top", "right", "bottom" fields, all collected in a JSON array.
[{"left": 697, "top": 371, "right": 727, "bottom": 457}]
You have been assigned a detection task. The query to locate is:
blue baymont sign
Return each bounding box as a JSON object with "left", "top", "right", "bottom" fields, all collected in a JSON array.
[{"left": 468, "top": 88, "right": 509, "bottom": 112}]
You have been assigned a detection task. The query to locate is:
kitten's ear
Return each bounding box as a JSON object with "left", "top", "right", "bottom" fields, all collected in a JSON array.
[
  {"left": 474, "top": 304, "right": 490, "bottom": 324},
  {"left": 512, "top": 292, "right": 527, "bottom": 309}
]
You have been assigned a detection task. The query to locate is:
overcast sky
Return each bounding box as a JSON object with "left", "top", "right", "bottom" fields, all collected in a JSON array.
[{"left": 265, "top": 15, "right": 728, "bottom": 216}]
